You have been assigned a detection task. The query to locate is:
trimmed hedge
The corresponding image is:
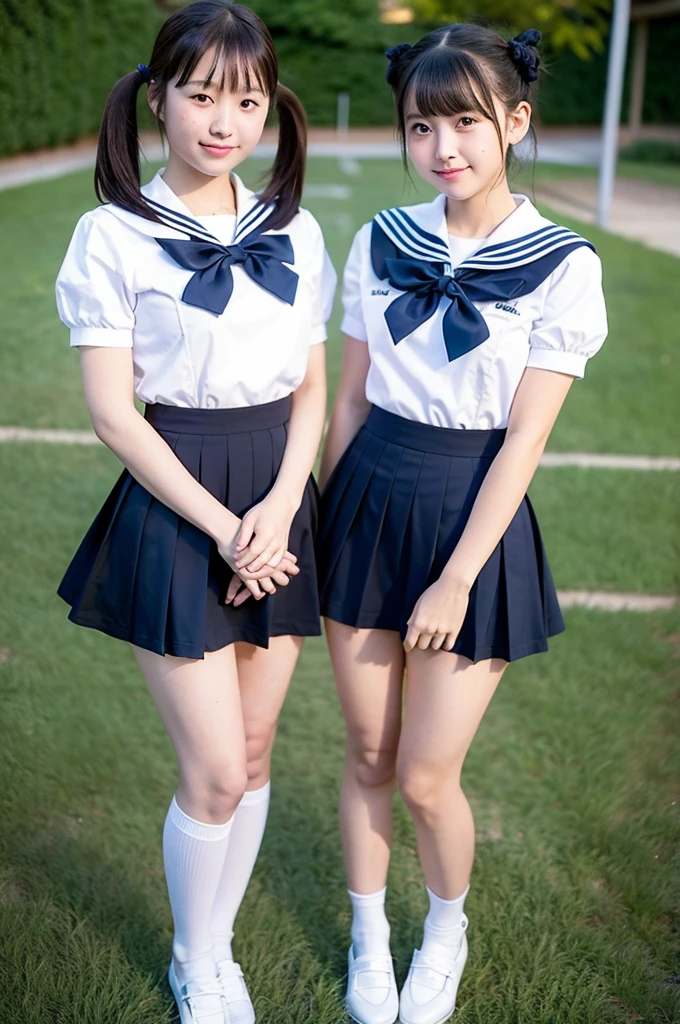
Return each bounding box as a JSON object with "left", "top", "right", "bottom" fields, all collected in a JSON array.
[
  {"left": 0, "top": 0, "right": 164, "bottom": 156},
  {"left": 0, "top": 1, "right": 678, "bottom": 157}
]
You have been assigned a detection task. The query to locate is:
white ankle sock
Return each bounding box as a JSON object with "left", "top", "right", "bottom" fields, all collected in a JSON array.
[
  {"left": 211, "top": 781, "right": 271, "bottom": 963},
  {"left": 163, "top": 795, "right": 233, "bottom": 986},
  {"left": 349, "top": 886, "right": 391, "bottom": 958},
  {"left": 420, "top": 885, "right": 469, "bottom": 963}
]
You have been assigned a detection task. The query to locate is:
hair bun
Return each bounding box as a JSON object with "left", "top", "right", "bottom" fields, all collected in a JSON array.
[
  {"left": 385, "top": 42, "right": 412, "bottom": 86},
  {"left": 508, "top": 29, "right": 542, "bottom": 83}
]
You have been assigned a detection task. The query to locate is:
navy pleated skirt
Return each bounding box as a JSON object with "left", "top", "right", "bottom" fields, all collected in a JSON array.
[
  {"left": 318, "top": 406, "right": 564, "bottom": 663},
  {"left": 58, "top": 397, "right": 321, "bottom": 658}
]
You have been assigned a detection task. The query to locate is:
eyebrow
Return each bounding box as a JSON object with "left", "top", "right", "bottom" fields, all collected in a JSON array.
[{"left": 183, "top": 80, "right": 264, "bottom": 93}]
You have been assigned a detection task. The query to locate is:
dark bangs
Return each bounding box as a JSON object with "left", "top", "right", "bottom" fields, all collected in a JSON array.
[
  {"left": 396, "top": 44, "right": 504, "bottom": 168},
  {"left": 405, "top": 47, "right": 496, "bottom": 122},
  {"left": 152, "top": 1, "right": 277, "bottom": 98}
]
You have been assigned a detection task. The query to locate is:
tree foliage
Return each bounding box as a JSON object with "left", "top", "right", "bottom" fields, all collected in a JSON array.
[
  {"left": 246, "top": 0, "right": 394, "bottom": 47},
  {"left": 410, "top": 0, "right": 612, "bottom": 58}
]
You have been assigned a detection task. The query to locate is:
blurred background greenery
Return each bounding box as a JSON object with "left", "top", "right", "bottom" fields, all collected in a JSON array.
[{"left": 0, "top": 0, "right": 678, "bottom": 156}]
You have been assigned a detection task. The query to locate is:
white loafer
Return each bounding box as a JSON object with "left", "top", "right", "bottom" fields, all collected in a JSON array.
[
  {"left": 398, "top": 920, "right": 468, "bottom": 1024},
  {"left": 216, "top": 959, "right": 256, "bottom": 1024},
  {"left": 345, "top": 945, "right": 399, "bottom": 1024},
  {"left": 168, "top": 961, "right": 228, "bottom": 1024}
]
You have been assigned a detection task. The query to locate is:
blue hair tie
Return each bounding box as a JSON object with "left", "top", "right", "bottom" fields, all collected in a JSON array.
[
  {"left": 137, "top": 63, "right": 151, "bottom": 83},
  {"left": 508, "top": 29, "right": 541, "bottom": 83},
  {"left": 385, "top": 43, "right": 412, "bottom": 86}
]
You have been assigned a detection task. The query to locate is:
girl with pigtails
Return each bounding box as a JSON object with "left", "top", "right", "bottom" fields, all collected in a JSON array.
[
  {"left": 55, "top": 2, "right": 335, "bottom": 1021},
  {"left": 318, "top": 25, "right": 607, "bottom": 1024}
]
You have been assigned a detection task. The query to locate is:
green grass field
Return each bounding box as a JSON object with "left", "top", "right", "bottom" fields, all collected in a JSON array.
[{"left": 0, "top": 157, "right": 678, "bottom": 1024}]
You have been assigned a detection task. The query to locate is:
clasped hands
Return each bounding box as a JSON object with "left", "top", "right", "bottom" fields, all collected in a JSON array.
[{"left": 217, "top": 490, "right": 299, "bottom": 607}]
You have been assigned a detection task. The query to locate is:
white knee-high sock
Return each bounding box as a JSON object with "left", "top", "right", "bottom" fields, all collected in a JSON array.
[
  {"left": 420, "top": 885, "right": 469, "bottom": 962},
  {"left": 211, "top": 781, "right": 271, "bottom": 963},
  {"left": 349, "top": 887, "right": 391, "bottom": 958},
  {"left": 163, "top": 795, "right": 233, "bottom": 985}
]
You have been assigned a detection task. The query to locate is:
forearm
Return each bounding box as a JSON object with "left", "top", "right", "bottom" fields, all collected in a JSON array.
[
  {"left": 270, "top": 375, "right": 327, "bottom": 511},
  {"left": 318, "top": 395, "right": 370, "bottom": 489},
  {"left": 95, "top": 409, "right": 239, "bottom": 544},
  {"left": 442, "top": 432, "right": 546, "bottom": 588}
]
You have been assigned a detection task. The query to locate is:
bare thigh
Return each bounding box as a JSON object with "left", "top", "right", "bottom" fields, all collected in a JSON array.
[
  {"left": 133, "top": 644, "right": 247, "bottom": 822},
  {"left": 234, "top": 634, "right": 304, "bottom": 789},
  {"left": 398, "top": 649, "right": 507, "bottom": 791},
  {"left": 326, "top": 621, "right": 405, "bottom": 777}
]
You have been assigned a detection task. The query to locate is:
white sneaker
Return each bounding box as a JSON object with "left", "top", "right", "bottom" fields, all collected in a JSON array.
[
  {"left": 345, "top": 945, "right": 399, "bottom": 1024},
  {"left": 216, "top": 959, "right": 256, "bottom": 1024},
  {"left": 168, "top": 961, "right": 228, "bottom": 1024},
  {"left": 398, "top": 919, "right": 468, "bottom": 1024}
]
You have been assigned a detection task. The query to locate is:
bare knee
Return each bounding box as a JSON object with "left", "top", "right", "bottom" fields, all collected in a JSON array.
[
  {"left": 397, "top": 760, "right": 461, "bottom": 819},
  {"left": 349, "top": 746, "right": 398, "bottom": 789},
  {"left": 244, "top": 726, "right": 276, "bottom": 788},
  {"left": 179, "top": 762, "right": 248, "bottom": 823}
]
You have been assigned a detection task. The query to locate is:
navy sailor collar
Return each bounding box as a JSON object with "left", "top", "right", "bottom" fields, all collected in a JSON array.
[
  {"left": 371, "top": 192, "right": 595, "bottom": 363},
  {"left": 103, "top": 169, "right": 276, "bottom": 245},
  {"left": 372, "top": 192, "right": 587, "bottom": 275},
  {"left": 102, "top": 170, "right": 298, "bottom": 316}
]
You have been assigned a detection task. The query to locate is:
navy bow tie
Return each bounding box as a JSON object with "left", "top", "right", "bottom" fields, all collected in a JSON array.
[
  {"left": 156, "top": 231, "right": 298, "bottom": 315},
  {"left": 371, "top": 222, "right": 593, "bottom": 362}
]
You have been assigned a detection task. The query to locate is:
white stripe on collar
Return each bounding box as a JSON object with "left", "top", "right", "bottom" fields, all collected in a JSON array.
[
  {"left": 459, "top": 226, "right": 585, "bottom": 269},
  {"left": 139, "top": 170, "right": 276, "bottom": 244},
  {"left": 375, "top": 207, "right": 450, "bottom": 262},
  {"left": 374, "top": 193, "right": 587, "bottom": 273}
]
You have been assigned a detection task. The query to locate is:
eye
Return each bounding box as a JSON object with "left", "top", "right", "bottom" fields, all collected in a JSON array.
[
  {"left": 458, "top": 116, "right": 477, "bottom": 128},
  {"left": 410, "top": 122, "right": 431, "bottom": 135},
  {"left": 191, "top": 93, "right": 212, "bottom": 104},
  {"left": 241, "top": 98, "right": 259, "bottom": 109}
]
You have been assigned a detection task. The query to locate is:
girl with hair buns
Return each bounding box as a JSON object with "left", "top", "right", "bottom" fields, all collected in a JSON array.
[
  {"left": 318, "top": 23, "right": 607, "bottom": 1024},
  {"left": 55, "top": 2, "right": 335, "bottom": 1021}
]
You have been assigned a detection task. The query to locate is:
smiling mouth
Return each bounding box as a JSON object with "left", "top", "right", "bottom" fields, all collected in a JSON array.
[
  {"left": 434, "top": 166, "right": 469, "bottom": 177},
  {"left": 200, "top": 143, "right": 236, "bottom": 154}
]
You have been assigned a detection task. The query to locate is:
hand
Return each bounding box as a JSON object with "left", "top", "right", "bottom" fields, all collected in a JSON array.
[
  {"left": 234, "top": 489, "right": 299, "bottom": 574},
  {"left": 225, "top": 559, "right": 297, "bottom": 607},
  {"left": 217, "top": 523, "right": 299, "bottom": 605},
  {"left": 404, "top": 576, "right": 471, "bottom": 653}
]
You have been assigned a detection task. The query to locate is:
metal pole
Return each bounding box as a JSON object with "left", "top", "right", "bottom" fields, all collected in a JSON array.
[
  {"left": 628, "top": 19, "right": 648, "bottom": 139},
  {"left": 597, "top": 0, "right": 631, "bottom": 229},
  {"left": 337, "top": 92, "right": 350, "bottom": 139}
]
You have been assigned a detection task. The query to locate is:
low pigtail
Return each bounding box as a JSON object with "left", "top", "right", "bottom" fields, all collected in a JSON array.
[
  {"left": 260, "top": 83, "right": 307, "bottom": 230},
  {"left": 94, "top": 68, "right": 160, "bottom": 222}
]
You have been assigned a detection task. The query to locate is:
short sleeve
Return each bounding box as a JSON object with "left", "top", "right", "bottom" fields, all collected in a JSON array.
[
  {"left": 55, "top": 210, "right": 136, "bottom": 348},
  {"left": 527, "top": 246, "right": 608, "bottom": 378},
  {"left": 300, "top": 210, "right": 337, "bottom": 345},
  {"left": 340, "top": 226, "right": 369, "bottom": 342}
]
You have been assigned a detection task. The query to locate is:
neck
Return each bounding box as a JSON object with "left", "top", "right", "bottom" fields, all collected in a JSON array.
[
  {"left": 161, "top": 153, "right": 237, "bottom": 216},
  {"left": 444, "top": 180, "right": 518, "bottom": 239}
]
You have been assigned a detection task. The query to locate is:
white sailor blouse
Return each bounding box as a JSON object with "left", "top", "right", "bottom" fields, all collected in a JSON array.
[
  {"left": 56, "top": 170, "right": 337, "bottom": 409},
  {"left": 342, "top": 193, "right": 608, "bottom": 429}
]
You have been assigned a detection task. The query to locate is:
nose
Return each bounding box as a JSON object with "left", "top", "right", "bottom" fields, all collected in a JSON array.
[
  {"left": 208, "top": 101, "right": 235, "bottom": 139},
  {"left": 434, "top": 126, "right": 459, "bottom": 164}
]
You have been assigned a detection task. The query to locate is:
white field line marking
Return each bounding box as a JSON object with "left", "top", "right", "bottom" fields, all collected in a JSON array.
[
  {"left": 541, "top": 452, "right": 680, "bottom": 470},
  {"left": 1, "top": 428, "right": 679, "bottom": 473},
  {"left": 339, "top": 157, "right": 362, "bottom": 176},
  {"left": 558, "top": 591, "right": 677, "bottom": 611},
  {"left": 0, "top": 428, "right": 675, "bottom": 613},
  {"left": 304, "top": 184, "right": 352, "bottom": 199},
  {"left": 0, "top": 427, "right": 100, "bottom": 444}
]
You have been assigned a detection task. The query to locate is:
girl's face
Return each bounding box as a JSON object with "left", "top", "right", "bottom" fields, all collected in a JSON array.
[
  {"left": 152, "top": 49, "right": 269, "bottom": 179},
  {"left": 404, "top": 92, "right": 530, "bottom": 203}
]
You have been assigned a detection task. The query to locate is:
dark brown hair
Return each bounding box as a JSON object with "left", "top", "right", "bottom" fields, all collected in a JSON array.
[
  {"left": 386, "top": 24, "right": 541, "bottom": 174},
  {"left": 95, "top": 0, "right": 307, "bottom": 229}
]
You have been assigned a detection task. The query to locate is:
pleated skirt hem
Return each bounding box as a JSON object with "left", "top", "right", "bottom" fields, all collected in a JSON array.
[
  {"left": 321, "top": 603, "right": 565, "bottom": 663},
  {"left": 317, "top": 405, "right": 565, "bottom": 665},
  {"left": 58, "top": 398, "right": 321, "bottom": 659}
]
